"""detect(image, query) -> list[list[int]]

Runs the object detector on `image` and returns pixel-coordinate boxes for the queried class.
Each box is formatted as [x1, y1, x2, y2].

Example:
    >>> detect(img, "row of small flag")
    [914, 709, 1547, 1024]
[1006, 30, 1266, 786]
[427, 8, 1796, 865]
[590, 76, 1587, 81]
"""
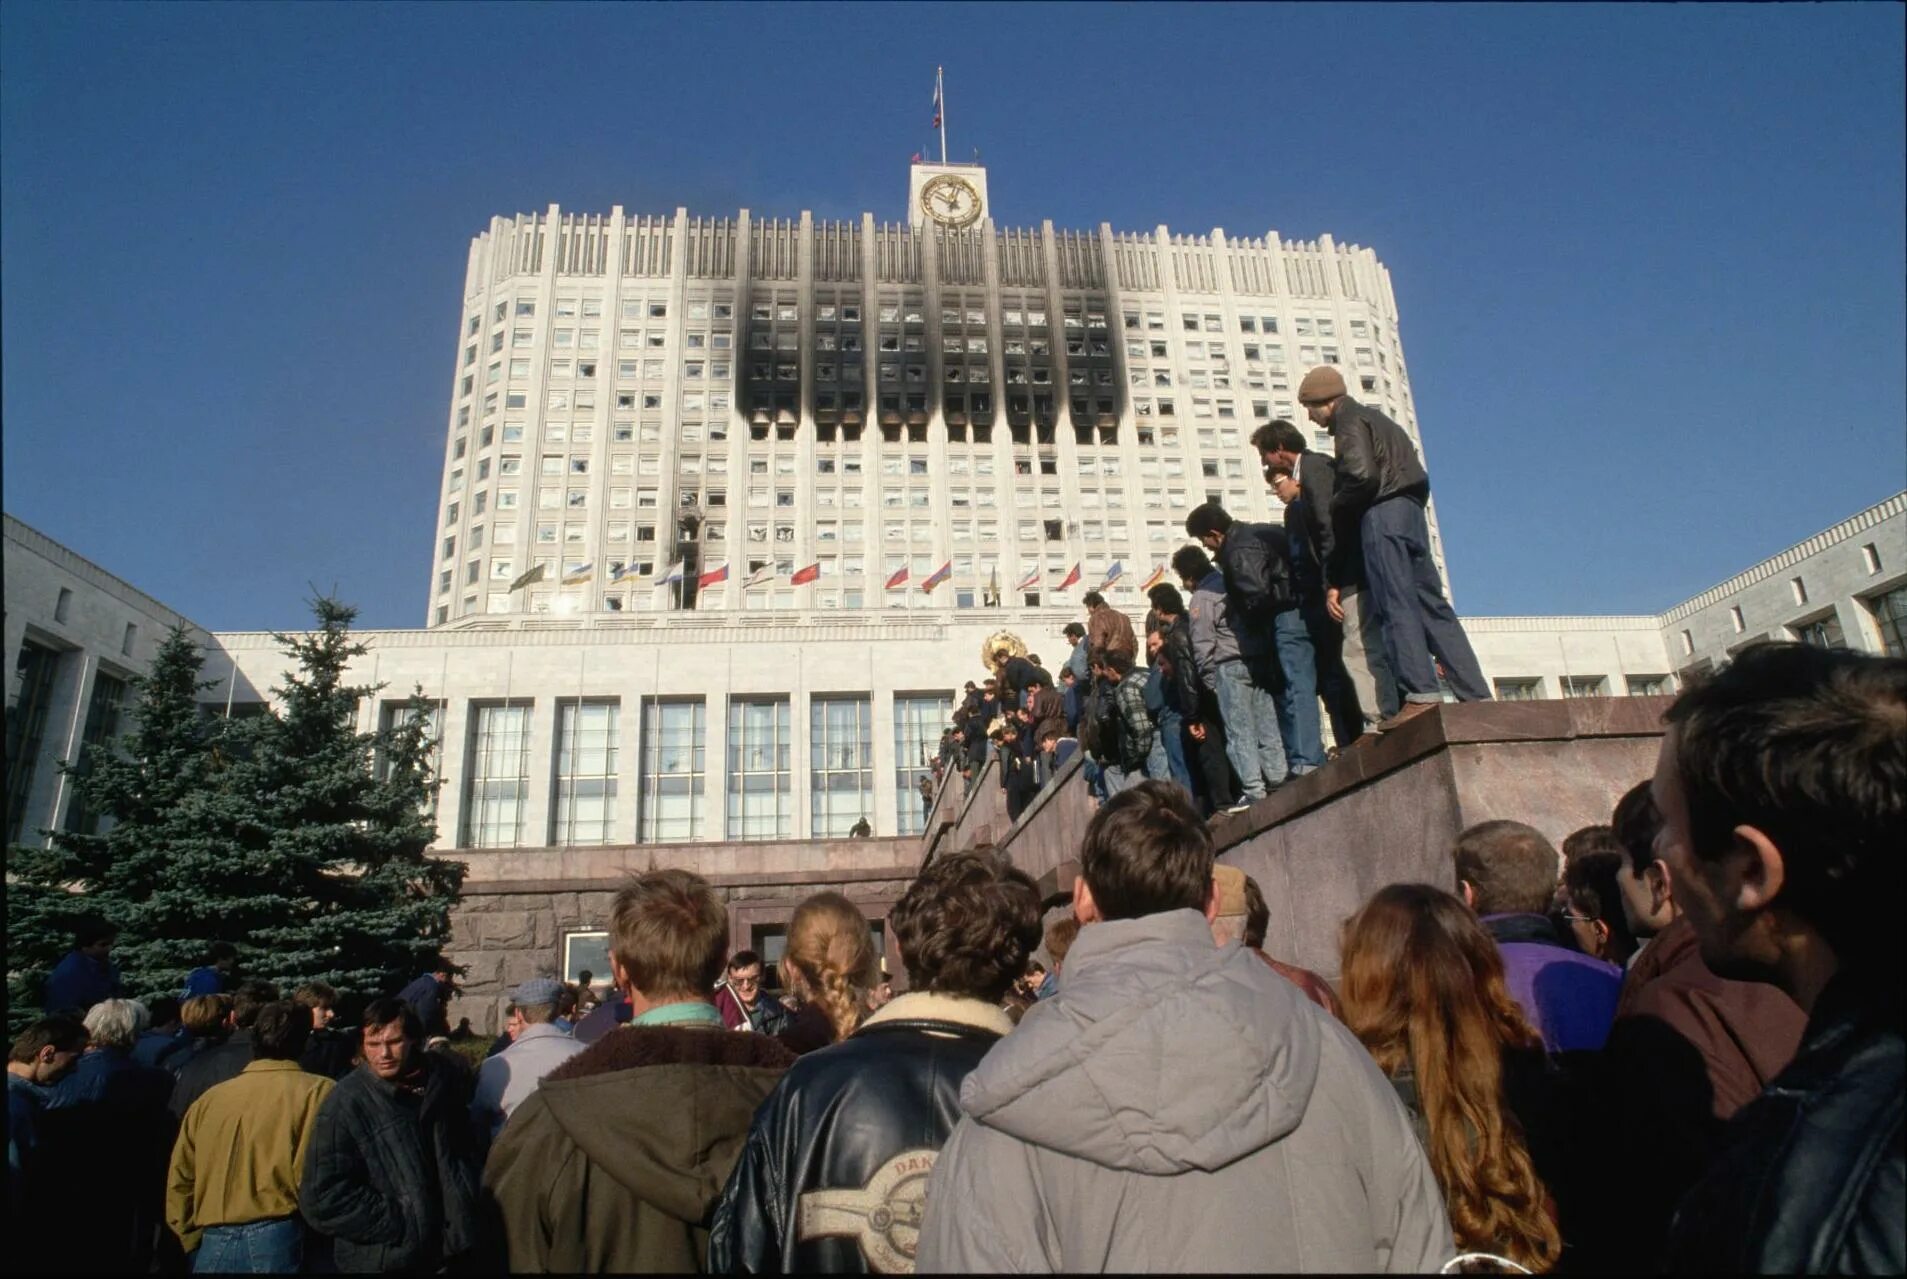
[510, 560, 1168, 595]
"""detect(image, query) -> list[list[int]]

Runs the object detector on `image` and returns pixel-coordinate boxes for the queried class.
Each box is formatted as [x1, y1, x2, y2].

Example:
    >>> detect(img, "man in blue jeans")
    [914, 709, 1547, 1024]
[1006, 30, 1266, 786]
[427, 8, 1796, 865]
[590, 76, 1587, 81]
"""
[1186, 502, 1324, 777]
[1300, 366, 1489, 729]
[1178, 544, 1290, 809]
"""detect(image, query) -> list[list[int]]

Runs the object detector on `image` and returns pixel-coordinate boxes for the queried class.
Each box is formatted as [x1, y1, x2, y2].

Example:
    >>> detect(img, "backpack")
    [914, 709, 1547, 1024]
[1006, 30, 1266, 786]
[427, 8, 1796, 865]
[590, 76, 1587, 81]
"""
[1075, 678, 1110, 759]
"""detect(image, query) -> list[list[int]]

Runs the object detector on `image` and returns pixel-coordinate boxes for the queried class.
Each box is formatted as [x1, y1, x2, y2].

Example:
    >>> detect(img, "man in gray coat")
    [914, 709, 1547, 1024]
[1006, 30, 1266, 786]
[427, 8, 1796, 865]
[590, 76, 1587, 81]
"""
[916, 781, 1453, 1273]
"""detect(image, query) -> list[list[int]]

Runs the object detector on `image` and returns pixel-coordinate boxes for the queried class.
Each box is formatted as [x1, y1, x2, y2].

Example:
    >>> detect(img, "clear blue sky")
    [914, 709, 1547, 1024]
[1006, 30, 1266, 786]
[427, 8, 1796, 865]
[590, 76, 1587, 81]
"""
[4, 2, 1902, 630]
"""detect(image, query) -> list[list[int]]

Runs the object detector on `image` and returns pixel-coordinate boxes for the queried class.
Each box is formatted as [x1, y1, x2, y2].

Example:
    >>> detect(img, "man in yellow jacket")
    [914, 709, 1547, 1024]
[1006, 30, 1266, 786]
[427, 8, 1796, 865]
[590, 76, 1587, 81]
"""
[166, 1000, 333, 1272]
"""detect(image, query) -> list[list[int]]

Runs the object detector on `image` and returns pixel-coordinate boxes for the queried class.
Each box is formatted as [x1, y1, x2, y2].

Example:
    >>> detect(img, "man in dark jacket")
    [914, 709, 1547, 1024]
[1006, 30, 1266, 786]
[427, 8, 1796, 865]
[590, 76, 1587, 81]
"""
[483, 869, 794, 1272]
[396, 964, 455, 1039]
[300, 997, 484, 1273]
[170, 980, 280, 1117]
[1299, 366, 1488, 728]
[711, 847, 1041, 1273]
[1255, 418, 1397, 740]
[1656, 645, 1903, 1274]
[41, 919, 123, 1015]
[1186, 502, 1321, 777]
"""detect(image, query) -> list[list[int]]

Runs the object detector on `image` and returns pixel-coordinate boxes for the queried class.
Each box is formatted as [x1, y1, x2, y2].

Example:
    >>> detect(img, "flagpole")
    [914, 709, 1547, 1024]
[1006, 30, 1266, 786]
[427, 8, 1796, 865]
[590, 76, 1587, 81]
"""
[938, 66, 947, 164]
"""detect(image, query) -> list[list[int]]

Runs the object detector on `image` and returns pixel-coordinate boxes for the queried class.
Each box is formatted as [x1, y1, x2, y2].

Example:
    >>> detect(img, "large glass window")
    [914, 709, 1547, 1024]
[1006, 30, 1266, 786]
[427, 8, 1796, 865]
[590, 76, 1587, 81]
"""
[462, 703, 531, 848]
[552, 700, 619, 845]
[1492, 678, 1543, 702]
[810, 696, 873, 839]
[728, 697, 791, 839]
[639, 698, 705, 842]
[1870, 585, 1907, 657]
[893, 692, 951, 835]
[63, 671, 128, 835]
[377, 701, 444, 819]
[5, 640, 63, 843]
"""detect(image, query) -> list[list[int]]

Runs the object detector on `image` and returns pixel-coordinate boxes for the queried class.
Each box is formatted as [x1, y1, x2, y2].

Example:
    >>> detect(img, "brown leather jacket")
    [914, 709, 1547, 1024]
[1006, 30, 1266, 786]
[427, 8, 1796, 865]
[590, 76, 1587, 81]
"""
[1086, 606, 1137, 664]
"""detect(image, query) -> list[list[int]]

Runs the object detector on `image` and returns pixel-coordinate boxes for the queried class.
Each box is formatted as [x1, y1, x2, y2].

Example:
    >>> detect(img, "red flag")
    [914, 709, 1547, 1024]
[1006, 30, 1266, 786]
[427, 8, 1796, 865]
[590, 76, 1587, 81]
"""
[697, 563, 728, 590]
[910, 151, 922, 164]
[791, 562, 820, 585]
[885, 565, 910, 590]
[1057, 562, 1081, 590]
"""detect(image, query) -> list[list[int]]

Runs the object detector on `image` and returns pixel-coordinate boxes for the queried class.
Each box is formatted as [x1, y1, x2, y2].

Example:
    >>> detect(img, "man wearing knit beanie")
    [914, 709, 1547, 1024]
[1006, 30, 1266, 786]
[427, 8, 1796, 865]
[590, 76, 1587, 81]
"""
[1297, 366, 1490, 727]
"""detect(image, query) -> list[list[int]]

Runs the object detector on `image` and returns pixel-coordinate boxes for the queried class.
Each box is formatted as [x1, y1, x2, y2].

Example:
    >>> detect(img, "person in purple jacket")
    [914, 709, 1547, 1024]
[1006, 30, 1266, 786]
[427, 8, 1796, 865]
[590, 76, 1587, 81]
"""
[1454, 819, 1622, 1054]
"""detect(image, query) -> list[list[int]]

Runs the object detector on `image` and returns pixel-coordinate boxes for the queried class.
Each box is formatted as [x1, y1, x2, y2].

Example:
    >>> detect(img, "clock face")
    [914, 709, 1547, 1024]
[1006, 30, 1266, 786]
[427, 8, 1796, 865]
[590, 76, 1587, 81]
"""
[919, 174, 982, 229]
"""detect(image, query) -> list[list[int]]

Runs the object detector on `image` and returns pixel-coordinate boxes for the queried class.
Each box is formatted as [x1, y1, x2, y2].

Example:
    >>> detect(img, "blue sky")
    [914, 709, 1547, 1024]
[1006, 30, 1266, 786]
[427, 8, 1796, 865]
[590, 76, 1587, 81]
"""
[4, 2, 1902, 630]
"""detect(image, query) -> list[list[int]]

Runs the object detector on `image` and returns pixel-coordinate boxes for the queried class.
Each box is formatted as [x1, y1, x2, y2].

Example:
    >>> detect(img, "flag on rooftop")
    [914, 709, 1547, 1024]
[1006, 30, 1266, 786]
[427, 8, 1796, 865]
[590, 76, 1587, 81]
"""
[930, 71, 942, 130]
[698, 563, 728, 589]
[791, 563, 820, 585]
[508, 564, 546, 592]
[1057, 562, 1082, 591]
[920, 561, 952, 593]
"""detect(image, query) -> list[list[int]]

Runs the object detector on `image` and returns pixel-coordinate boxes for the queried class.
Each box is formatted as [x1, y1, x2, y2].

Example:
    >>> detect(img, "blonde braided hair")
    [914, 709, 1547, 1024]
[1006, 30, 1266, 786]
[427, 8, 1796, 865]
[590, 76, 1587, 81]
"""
[783, 891, 878, 1043]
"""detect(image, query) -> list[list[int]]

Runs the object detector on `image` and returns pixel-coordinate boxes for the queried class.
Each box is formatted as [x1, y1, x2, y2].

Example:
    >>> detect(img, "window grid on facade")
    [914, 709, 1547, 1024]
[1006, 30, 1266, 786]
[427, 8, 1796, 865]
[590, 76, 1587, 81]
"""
[552, 700, 619, 846]
[1561, 675, 1608, 699]
[377, 701, 445, 819]
[639, 698, 705, 842]
[462, 703, 531, 848]
[63, 671, 128, 836]
[728, 697, 791, 840]
[810, 696, 873, 839]
[5, 641, 62, 843]
[892, 693, 950, 836]
[1626, 675, 1671, 697]
[1492, 677, 1543, 702]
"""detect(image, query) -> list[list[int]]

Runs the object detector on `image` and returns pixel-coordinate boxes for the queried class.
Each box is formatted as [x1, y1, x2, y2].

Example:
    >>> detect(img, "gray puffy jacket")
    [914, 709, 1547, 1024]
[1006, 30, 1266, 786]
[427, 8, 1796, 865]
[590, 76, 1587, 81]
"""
[916, 909, 1454, 1273]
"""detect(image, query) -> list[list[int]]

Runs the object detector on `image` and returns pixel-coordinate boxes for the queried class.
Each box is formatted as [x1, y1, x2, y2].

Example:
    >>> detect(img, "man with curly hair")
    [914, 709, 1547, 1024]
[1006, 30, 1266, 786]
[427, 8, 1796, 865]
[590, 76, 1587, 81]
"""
[710, 847, 1042, 1274]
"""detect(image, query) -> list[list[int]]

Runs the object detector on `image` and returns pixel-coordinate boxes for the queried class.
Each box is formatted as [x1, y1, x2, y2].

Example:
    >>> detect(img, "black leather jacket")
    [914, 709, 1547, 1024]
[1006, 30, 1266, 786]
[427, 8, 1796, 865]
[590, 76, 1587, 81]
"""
[1326, 396, 1429, 520]
[1216, 521, 1296, 657]
[1665, 975, 1903, 1273]
[708, 1002, 1007, 1274]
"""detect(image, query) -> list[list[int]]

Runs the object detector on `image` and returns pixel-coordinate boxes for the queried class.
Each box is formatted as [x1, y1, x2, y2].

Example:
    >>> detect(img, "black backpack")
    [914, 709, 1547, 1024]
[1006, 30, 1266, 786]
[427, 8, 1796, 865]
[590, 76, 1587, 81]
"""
[1076, 678, 1110, 759]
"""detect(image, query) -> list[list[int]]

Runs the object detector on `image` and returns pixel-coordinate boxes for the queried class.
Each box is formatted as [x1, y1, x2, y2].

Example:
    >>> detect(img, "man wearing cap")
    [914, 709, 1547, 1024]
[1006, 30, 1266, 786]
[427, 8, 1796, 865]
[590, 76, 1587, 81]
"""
[1297, 366, 1489, 728]
[469, 977, 583, 1142]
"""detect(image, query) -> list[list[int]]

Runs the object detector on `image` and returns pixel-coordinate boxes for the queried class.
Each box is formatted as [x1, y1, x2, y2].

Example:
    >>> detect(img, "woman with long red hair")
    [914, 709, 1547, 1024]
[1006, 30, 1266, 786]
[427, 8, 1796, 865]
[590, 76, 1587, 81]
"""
[1340, 883, 1563, 1273]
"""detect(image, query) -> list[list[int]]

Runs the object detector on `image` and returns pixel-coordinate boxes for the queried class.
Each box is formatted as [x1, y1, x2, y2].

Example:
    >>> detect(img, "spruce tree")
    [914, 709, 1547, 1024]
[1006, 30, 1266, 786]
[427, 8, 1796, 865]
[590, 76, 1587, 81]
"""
[230, 596, 465, 999]
[6, 625, 235, 1030]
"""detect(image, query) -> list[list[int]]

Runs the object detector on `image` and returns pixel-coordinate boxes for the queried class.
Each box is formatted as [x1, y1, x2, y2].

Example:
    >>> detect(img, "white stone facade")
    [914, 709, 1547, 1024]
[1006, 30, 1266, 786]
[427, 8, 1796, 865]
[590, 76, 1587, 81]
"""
[427, 180, 1448, 629]
[3, 515, 208, 846]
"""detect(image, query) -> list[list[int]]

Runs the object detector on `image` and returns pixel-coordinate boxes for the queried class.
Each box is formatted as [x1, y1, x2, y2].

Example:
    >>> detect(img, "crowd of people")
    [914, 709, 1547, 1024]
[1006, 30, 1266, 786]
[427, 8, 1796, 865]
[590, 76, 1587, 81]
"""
[6, 637, 1900, 1274]
[932, 370, 1496, 823]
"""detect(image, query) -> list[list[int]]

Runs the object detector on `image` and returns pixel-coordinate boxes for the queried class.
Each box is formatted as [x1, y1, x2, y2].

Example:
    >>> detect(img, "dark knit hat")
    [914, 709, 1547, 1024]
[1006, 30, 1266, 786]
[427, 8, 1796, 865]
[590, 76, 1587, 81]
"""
[1298, 366, 1347, 404]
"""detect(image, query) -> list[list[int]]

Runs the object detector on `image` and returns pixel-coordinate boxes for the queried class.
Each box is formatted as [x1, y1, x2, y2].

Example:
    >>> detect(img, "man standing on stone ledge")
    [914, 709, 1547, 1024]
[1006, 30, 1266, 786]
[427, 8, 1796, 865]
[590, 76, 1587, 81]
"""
[1298, 365, 1489, 730]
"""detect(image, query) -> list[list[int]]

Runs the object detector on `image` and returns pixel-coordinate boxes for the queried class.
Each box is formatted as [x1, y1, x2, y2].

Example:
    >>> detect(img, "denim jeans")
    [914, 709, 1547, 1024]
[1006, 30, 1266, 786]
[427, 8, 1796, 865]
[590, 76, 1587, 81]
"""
[193, 1217, 303, 1274]
[1213, 657, 1288, 799]
[1269, 608, 1324, 773]
[1360, 496, 1491, 703]
[1146, 707, 1194, 792]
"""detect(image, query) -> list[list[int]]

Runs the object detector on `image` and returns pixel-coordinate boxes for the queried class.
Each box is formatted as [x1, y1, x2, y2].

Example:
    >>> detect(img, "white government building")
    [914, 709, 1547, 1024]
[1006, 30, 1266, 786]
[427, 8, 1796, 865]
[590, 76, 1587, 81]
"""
[7, 163, 1905, 850]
